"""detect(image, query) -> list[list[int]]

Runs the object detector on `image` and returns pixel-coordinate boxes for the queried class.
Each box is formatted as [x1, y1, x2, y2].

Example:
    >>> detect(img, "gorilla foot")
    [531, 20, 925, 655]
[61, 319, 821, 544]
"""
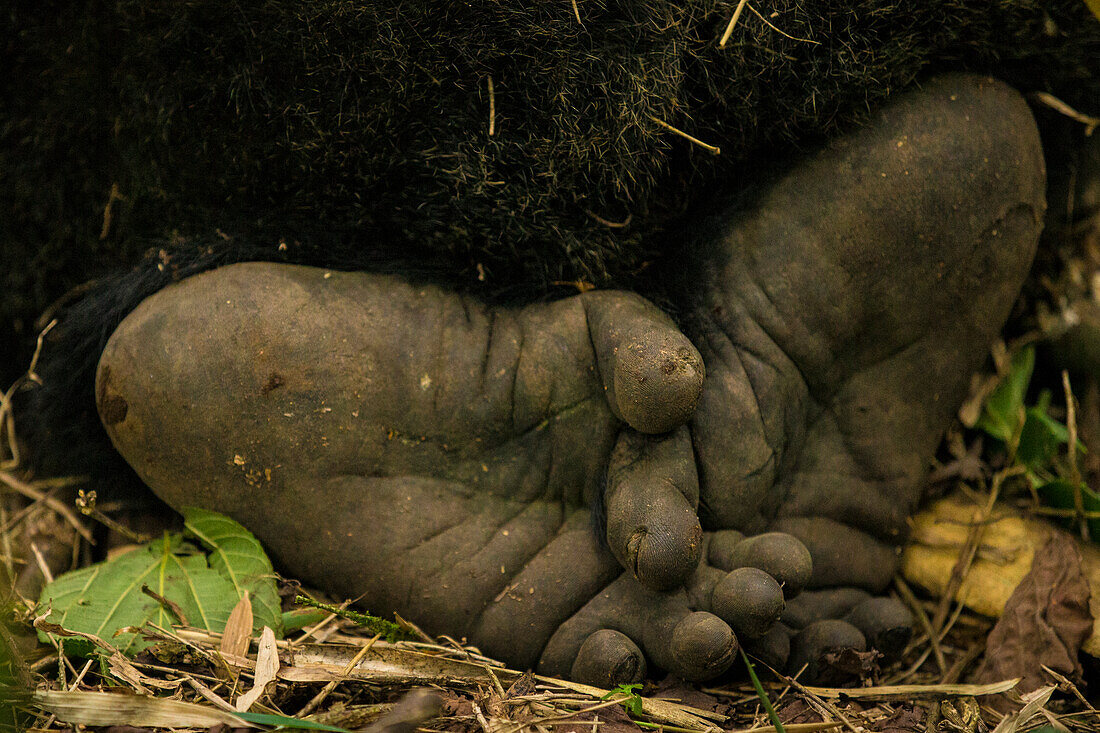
[97, 262, 798, 681]
[95, 74, 1045, 683]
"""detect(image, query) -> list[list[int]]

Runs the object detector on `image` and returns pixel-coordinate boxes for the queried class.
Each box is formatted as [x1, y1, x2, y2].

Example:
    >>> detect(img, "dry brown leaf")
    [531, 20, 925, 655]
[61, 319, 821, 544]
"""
[974, 533, 1091, 704]
[235, 626, 279, 711]
[220, 590, 253, 663]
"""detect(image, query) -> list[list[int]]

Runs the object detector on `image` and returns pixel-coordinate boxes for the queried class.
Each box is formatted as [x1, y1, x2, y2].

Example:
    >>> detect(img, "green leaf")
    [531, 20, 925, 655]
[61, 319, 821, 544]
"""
[976, 347, 1034, 444]
[183, 507, 282, 635]
[37, 512, 281, 656]
[1017, 405, 1071, 471]
[1038, 479, 1100, 537]
[601, 683, 644, 717]
[281, 607, 329, 633]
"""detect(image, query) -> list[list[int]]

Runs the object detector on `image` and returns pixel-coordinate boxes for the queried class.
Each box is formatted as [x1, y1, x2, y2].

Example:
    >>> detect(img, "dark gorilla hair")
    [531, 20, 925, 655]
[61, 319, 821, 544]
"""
[3, 0, 1099, 486]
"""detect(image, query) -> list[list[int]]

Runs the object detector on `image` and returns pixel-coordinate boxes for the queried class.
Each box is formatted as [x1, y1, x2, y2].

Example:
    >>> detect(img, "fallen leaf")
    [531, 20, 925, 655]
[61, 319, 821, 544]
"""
[235, 626, 279, 711]
[990, 685, 1057, 733]
[221, 591, 253, 663]
[974, 534, 1091, 707]
[875, 704, 925, 733]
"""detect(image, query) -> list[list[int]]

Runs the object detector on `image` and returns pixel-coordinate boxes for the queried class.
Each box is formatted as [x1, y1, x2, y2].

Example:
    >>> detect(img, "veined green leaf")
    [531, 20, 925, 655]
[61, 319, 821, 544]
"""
[184, 507, 282, 634]
[37, 511, 281, 656]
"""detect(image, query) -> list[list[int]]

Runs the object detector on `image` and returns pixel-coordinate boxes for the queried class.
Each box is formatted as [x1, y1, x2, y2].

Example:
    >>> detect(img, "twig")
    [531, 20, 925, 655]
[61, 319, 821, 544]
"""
[30, 542, 54, 584]
[0, 470, 94, 544]
[0, 485, 62, 535]
[296, 634, 380, 717]
[584, 210, 633, 229]
[930, 467, 1019, 633]
[1, 319, 56, 468]
[648, 115, 721, 154]
[744, 4, 820, 45]
[941, 637, 986, 684]
[893, 577, 946, 678]
[1062, 370, 1089, 541]
[775, 673, 858, 733]
[570, 0, 581, 24]
[1030, 92, 1099, 136]
[719, 0, 749, 47]
[488, 76, 496, 137]
[99, 182, 123, 240]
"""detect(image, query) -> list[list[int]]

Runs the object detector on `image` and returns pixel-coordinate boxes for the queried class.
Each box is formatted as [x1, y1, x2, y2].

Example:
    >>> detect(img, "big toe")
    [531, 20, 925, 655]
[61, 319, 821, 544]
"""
[583, 291, 705, 434]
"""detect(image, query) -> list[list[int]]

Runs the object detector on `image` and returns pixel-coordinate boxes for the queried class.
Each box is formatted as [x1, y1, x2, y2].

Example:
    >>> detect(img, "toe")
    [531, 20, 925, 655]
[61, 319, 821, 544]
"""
[844, 596, 913, 662]
[583, 291, 705, 434]
[661, 611, 739, 681]
[570, 629, 646, 687]
[605, 427, 702, 590]
[709, 567, 785, 640]
[772, 517, 898, 591]
[539, 575, 738, 683]
[788, 619, 866, 682]
[781, 588, 913, 673]
[743, 624, 791, 671]
[707, 530, 813, 598]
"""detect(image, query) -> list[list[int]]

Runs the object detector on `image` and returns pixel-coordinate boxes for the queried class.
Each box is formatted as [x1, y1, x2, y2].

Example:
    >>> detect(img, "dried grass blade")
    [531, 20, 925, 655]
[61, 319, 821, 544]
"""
[34, 689, 257, 728]
[803, 677, 1019, 701]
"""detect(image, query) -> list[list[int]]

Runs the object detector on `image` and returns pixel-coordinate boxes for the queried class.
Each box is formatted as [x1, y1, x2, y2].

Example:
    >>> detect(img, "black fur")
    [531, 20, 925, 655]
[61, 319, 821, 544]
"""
[4, 0, 1099, 490]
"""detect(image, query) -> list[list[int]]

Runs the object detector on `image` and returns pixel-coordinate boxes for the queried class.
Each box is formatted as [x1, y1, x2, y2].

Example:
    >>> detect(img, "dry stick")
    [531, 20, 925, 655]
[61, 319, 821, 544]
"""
[930, 467, 1019, 633]
[1, 319, 56, 469]
[488, 76, 496, 137]
[0, 470, 94, 544]
[29, 542, 54, 584]
[647, 115, 721, 155]
[718, 0, 749, 47]
[777, 673, 858, 733]
[744, 3, 820, 45]
[1030, 92, 1099, 136]
[1043, 665, 1098, 711]
[0, 485, 61, 535]
[941, 638, 987, 685]
[570, 0, 581, 24]
[76, 490, 152, 543]
[67, 659, 95, 691]
[99, 182, 122, 240]
[1063, 370, 1089, 541]
[295, 633, 381, 717]
[472, 702, 494, 733]
[499, 698, 627, 733]
[894, 577, 946, 678]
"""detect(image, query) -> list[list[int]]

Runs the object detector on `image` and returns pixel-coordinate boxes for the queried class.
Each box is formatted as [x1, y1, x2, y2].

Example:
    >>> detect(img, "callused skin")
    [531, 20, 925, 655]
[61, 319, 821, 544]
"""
[95, 74, 1046, 684]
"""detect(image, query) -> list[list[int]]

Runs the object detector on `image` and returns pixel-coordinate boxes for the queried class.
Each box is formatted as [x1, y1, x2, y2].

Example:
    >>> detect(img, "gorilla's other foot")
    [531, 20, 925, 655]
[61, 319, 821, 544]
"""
[95, 74, 1045, 683]
[675, 73, 1045, 590]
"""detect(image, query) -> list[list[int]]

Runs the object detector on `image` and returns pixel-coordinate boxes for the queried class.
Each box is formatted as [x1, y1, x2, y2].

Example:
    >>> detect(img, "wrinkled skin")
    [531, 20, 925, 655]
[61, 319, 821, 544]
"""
[95, 75, 1045, 683]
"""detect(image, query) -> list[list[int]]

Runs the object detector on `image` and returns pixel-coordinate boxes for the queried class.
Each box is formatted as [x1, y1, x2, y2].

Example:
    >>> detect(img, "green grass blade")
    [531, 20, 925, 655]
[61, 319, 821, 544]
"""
[742, 648, 785, 733]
